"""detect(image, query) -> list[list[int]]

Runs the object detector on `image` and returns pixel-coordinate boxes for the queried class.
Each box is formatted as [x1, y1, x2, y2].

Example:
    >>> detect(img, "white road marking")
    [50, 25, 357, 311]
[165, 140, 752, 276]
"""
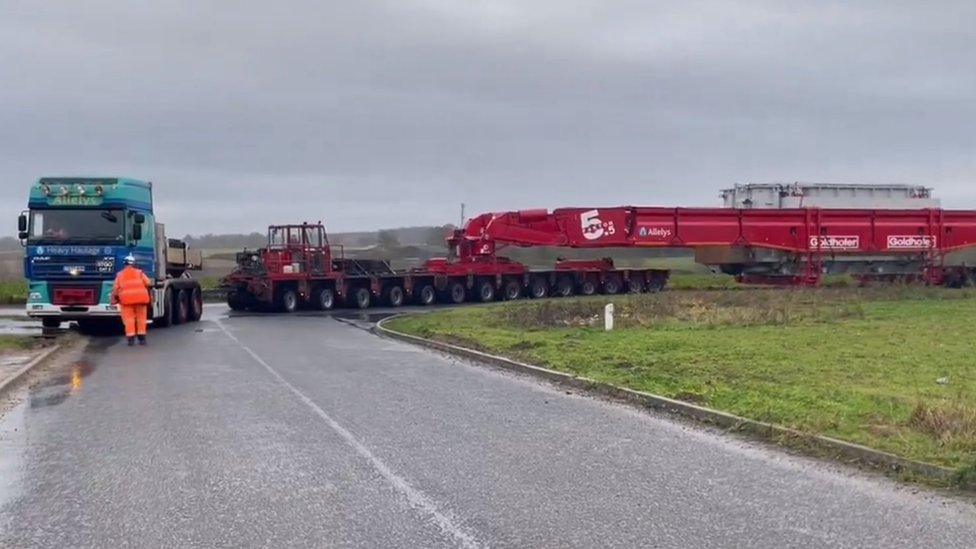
[216, 320, 483, 549]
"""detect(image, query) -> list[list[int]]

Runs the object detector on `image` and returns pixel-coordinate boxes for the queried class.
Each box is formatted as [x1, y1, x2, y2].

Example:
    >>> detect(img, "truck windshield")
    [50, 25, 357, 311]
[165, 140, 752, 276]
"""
[28, 209, 125, 244]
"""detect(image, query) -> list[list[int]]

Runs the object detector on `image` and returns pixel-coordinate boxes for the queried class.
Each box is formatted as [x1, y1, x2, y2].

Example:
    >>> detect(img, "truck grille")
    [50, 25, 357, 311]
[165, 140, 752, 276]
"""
[29, 256, 112, 280]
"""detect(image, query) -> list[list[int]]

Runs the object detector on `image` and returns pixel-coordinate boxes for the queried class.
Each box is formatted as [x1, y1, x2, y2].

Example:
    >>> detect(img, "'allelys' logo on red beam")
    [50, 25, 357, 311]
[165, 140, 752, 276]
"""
[887, 235, 936, 250]
[809, 235, 860, 250]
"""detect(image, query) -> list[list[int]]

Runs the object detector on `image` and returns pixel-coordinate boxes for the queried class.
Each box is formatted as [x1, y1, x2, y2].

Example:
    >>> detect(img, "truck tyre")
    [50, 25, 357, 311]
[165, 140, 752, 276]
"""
[603, 275, 622, 295]
[157, 288, 174, 327]
[278, 288, 298, 313]
[580, 279, 597, 296]
[386, 286, 405, 307]
[313, 286, 335, 310]
[502, 280, 521, 301]
[627, 278, 645, 294]
[414, 284, 436, 306]
[227, 291, 247, 311]
[175, 289, 191, 324]
[353, 287, 371, 309]
[475, 280, 495, 302]
[529, 278, 548, 299]
[189, 287, 203, 321]
[447, 282, 466, 304]
[41, 317, 61, 329]
[555, 277, 574, 297]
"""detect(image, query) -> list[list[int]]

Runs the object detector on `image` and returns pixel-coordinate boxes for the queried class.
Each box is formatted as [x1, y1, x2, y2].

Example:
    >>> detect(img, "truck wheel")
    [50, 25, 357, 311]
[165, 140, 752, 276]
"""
[175, 289, 190, 324]
[157, 288, 174, 327]
[529, 278, 548, 299]
[189, 287, 203, 321]
[353, 287, 371, 309]
[475, 280, 495, 302]
[627, 278, 645, 294]
[278, 288, 298, 313]
[603, 275, 622, 295]
[502, 280, 521, 300]
[414, 284, 436, 306]
[447, 282, 466, 304]
[227, 291, 247, 311]
[386, 286, 405, 307]
[555, 277, 574, 297]
[580, 279, 597, 296]
[41, 317, 61, 329]
[313, 286, 335, 310]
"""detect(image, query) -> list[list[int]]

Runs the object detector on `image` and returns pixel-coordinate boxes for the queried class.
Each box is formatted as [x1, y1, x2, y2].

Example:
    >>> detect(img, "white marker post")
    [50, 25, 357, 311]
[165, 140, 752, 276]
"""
[604, 303, 614, 331]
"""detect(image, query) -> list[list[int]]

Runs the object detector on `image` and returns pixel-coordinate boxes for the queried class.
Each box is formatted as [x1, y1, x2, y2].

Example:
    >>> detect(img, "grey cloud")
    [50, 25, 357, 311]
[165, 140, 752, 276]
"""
[1, 0, 974, 234]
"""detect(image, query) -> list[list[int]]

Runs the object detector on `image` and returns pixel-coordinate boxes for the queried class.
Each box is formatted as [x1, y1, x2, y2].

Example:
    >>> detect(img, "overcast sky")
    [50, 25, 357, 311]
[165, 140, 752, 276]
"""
[2, 1, 974, 234]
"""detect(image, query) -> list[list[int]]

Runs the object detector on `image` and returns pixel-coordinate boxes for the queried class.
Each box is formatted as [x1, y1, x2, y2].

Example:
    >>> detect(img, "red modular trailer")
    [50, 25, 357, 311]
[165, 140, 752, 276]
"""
[221, 206, 976, 311]
[451, 207, 976, 286]
[221, 221, 668, 311]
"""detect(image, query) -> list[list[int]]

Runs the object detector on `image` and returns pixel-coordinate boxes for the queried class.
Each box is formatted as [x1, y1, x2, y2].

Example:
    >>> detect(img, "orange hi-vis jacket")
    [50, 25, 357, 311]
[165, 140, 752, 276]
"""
[112, 265, 152, 306]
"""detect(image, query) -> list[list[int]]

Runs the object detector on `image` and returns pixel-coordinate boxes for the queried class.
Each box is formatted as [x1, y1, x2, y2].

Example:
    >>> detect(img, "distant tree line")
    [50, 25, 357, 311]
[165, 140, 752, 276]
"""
[180, 225, 457, 250]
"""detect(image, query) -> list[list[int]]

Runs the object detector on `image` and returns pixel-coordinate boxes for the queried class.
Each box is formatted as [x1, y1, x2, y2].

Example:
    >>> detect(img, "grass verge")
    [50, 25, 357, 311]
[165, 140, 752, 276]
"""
[0, 281, 27, 305]
[0, 334, 38, 352]
[387, 288, 976, 485]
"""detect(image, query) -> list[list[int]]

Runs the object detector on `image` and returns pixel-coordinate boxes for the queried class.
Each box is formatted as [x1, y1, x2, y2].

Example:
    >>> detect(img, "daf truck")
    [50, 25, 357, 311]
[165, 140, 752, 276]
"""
[19, 177, 203, 330]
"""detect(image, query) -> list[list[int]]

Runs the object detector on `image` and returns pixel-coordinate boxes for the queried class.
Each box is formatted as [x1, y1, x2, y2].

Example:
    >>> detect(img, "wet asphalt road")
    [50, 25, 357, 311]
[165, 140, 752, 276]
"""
[0, 306, 974, 548]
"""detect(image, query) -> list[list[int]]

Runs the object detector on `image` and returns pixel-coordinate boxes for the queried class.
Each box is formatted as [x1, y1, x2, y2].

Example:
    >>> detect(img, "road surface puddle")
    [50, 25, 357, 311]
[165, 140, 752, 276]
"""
[0, 356, 97, 511]
[0, 316, 42, 336]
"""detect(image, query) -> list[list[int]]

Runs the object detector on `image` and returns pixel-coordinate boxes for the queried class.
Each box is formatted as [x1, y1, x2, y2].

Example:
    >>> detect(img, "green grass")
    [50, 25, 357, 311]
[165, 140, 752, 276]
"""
[0, 280, 27, 305]
[388, 288, 976, 480]
[668, 273, 742, 290]
[0, 334, 35, 351]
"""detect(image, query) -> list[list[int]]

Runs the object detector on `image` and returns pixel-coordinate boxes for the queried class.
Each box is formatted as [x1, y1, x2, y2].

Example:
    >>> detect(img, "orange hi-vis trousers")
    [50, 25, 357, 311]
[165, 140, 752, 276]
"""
[121, 304, 148, 338]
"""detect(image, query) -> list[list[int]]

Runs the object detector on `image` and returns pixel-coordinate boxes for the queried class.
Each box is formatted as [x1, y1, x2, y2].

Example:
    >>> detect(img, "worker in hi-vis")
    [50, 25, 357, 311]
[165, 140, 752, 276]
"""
[111, 254, 152, 346]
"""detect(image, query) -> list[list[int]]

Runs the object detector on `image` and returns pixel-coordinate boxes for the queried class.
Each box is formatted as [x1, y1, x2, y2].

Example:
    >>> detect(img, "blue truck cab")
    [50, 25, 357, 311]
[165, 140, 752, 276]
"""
[20, 177, 202, 330]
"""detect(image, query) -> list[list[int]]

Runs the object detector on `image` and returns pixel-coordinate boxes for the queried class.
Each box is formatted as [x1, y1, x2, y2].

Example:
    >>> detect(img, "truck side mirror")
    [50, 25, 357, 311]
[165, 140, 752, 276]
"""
[18, 214, 27, 232]
[134, 213, 146, 224]
[132, 224, 143, 241]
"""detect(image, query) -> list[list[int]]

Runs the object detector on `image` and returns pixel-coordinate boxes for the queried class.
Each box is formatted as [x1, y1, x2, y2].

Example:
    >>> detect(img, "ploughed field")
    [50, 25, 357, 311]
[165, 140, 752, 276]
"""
[388, 287, 976, 486]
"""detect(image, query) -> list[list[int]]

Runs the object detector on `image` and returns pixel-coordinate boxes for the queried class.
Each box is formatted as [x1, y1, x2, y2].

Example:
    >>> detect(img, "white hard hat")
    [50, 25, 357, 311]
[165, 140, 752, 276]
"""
[123, 254, 136, 265]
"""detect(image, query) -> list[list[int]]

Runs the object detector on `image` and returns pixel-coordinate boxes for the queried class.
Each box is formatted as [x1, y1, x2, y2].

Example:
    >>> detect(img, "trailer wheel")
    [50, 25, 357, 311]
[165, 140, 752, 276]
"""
[189, 287, 203, 321]
[387, 286, 405, 307]
[502, 280, 521, 301]
[414, 284, 436, 306]
[447, 282, 466, 304]
[175, 289, 190, 324]
[603, 275, 622, 295]
[227, 290, 247, 312]
[555, 277, 574, 297]
[579, 279, 597, 296]
[627, 278, 645, 294]
[157, 288, 174, 326]
[278, 288, 298, 313]
[647, 273, 667, 293]
[313, 286, 335, 310]
[353, 287, 371, 309]
[529, 278, 548, 299]
[475, 280, 495, 302]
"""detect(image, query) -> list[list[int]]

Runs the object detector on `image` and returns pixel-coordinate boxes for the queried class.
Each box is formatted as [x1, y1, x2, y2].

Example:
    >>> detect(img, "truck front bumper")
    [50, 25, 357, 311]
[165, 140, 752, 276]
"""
[26, 303, 121, 319]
